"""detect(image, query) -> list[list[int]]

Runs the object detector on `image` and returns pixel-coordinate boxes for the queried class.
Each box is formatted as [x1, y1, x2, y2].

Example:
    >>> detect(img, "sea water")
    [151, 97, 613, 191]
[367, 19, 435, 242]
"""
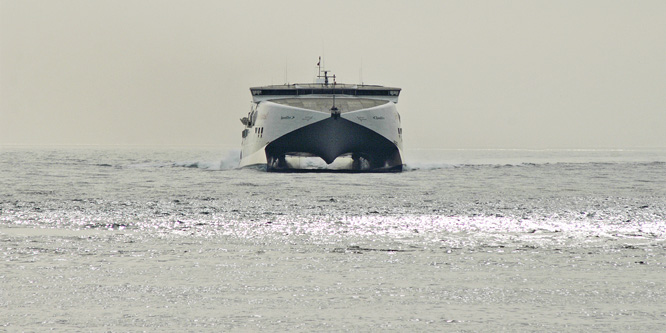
[1, 146, 665, 331]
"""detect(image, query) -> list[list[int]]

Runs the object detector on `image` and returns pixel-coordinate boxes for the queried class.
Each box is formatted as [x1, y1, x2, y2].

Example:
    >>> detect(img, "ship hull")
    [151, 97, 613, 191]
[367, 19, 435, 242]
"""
[265, 116, 402, 172]
[239, 99, 403, 172]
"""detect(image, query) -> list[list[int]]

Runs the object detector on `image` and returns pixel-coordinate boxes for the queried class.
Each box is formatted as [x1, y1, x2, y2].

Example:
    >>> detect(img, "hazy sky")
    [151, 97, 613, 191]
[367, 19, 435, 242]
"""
[2, 0, 665, 149]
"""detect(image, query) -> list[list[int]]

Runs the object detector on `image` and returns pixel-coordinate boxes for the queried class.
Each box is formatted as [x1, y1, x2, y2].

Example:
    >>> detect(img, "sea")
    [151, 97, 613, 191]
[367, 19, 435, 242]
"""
[1, 146, 665, 332]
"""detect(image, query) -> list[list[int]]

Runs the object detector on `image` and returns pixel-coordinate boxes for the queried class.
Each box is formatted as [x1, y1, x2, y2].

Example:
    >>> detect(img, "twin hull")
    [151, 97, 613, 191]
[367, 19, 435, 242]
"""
[239, 98, 403, 172]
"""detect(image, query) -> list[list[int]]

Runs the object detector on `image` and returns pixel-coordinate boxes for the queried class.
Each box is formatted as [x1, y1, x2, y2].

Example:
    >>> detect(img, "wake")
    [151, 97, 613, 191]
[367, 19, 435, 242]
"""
[172, 149, 240, 171]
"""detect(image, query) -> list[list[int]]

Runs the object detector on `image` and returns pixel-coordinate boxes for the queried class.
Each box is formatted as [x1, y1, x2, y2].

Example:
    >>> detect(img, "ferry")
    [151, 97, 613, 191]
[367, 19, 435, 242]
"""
[239, 61, 403, 172]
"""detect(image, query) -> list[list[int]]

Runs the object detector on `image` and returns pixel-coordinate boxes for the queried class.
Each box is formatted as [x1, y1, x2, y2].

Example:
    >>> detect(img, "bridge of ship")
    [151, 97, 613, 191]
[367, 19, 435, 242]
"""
[249, 84, 401, 104]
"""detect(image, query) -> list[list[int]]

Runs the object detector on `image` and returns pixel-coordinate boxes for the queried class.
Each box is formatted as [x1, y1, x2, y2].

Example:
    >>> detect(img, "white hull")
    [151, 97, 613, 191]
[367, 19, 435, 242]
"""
[239, 82, 403, 172]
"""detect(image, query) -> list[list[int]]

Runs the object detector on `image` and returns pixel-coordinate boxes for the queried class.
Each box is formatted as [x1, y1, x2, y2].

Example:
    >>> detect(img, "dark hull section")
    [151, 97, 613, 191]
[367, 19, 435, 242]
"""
[265, 117, 402, 172]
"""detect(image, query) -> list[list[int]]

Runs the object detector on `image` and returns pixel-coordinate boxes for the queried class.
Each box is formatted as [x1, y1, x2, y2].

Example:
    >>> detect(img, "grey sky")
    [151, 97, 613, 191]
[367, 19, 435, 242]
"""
[2, 0, 665, 149]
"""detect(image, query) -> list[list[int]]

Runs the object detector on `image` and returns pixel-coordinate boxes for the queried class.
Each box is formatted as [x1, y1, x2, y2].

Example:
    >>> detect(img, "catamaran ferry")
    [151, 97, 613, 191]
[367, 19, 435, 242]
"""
[239, 63, 403, 172]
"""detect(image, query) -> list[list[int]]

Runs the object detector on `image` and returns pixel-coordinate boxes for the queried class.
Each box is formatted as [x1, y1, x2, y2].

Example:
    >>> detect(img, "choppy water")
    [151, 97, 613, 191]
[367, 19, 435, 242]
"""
[2, 147, 665, 331]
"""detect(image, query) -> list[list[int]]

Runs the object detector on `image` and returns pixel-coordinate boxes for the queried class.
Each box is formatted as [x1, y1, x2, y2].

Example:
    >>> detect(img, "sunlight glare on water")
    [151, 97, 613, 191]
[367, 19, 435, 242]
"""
[1, 147, 665, 331]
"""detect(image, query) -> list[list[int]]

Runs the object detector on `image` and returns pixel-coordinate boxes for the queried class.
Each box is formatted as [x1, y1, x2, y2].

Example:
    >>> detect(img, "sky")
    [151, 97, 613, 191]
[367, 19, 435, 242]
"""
[1, 0, 665, 149]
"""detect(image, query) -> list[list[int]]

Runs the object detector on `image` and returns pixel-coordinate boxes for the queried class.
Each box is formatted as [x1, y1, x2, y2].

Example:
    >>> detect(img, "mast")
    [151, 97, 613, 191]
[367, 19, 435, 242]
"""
[316, 56, 332, 86]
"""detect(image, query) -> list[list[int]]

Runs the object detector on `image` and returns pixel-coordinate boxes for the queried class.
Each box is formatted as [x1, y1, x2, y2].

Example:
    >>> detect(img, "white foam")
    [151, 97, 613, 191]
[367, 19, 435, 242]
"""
[172, 149, 241, 171]
[218, 149, 241, 170]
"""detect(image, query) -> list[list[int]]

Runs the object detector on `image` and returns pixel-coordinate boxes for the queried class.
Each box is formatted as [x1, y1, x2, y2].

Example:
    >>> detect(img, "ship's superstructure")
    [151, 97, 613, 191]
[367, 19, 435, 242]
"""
[239, 66, 403, 172]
